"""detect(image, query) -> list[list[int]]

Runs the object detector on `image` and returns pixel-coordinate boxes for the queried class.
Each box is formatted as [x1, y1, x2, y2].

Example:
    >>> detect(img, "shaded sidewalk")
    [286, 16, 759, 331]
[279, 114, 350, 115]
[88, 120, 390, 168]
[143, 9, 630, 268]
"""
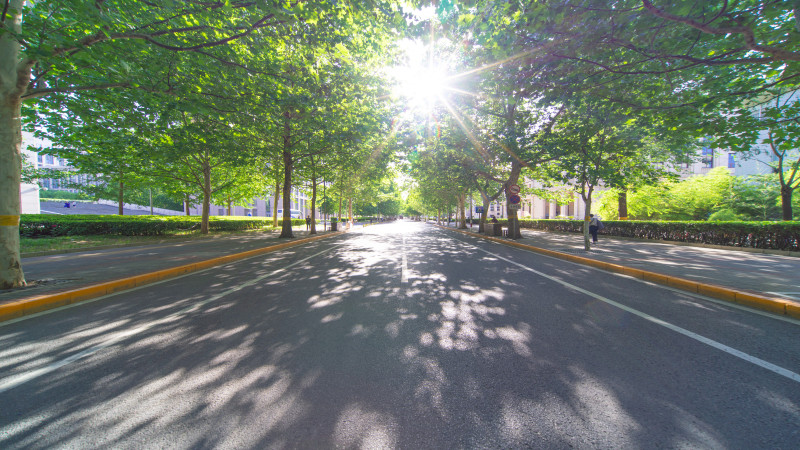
[442, 222, 800, 306]
[1, 228, 339, 306]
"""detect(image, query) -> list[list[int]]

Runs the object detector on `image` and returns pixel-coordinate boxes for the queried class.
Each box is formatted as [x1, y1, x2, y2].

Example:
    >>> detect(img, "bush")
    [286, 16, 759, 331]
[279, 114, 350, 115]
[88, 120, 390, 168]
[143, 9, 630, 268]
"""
[509, 219, 800, 251]
[19, 215, 289, 237]
[708, 209, 741, 221]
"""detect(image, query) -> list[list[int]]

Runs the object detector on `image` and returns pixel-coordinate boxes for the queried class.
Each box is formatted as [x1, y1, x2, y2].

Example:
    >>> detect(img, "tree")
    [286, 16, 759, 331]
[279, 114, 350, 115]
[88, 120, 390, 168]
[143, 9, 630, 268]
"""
[1, 1, 322, 288]
[33, 92, 155, 215]
[538, 95, 682, 249]
[715, 90, 800, 220]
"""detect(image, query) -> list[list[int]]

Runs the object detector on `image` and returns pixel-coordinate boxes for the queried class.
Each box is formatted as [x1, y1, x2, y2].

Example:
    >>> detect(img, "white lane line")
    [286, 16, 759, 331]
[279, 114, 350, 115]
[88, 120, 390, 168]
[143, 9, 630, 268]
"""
[467, 243, 800, 384]
[0, 246, 337, 394]
[401, 234, 409, 283]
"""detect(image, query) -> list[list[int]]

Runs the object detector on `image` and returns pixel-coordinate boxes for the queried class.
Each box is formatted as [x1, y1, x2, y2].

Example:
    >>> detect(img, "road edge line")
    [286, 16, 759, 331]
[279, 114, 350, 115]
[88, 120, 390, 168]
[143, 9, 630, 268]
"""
[0, 232, 344, 323]
[438, 225, 799, 320]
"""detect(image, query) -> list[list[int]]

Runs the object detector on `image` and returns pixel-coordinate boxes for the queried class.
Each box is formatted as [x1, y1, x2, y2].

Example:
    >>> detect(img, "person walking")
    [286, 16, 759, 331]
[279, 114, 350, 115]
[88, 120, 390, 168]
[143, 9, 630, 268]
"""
[589, 214, 602, 244]
[305, 215, 311, 230]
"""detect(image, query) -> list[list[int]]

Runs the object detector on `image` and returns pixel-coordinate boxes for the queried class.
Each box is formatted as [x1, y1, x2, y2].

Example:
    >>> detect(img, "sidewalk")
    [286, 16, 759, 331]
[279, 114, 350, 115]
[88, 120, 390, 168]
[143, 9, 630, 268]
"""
[0, 228, 338, 307]
[442, 222, 800, 308]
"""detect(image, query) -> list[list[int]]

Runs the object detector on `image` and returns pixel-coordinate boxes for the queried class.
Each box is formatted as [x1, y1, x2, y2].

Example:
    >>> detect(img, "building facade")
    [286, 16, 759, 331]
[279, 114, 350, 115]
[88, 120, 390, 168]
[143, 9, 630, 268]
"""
[186, 186, 316, 219]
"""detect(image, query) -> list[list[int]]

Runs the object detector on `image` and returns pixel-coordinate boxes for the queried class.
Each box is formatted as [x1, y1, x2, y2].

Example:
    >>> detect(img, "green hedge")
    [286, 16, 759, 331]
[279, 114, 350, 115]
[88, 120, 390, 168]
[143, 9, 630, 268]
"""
[486, 219, 800, 251]
[19, 215, 306, 237]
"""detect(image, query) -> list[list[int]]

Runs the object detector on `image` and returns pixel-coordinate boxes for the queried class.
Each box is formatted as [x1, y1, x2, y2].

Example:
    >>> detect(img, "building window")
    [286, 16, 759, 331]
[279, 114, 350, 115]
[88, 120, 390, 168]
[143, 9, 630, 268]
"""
[252, 209, 258, 216]
[218, 208, 225, 216]
[37, 154, 43, 163]
[45, 155, 54, 164]
[728, 153, 736, 168]
[701, 146, 714, 168]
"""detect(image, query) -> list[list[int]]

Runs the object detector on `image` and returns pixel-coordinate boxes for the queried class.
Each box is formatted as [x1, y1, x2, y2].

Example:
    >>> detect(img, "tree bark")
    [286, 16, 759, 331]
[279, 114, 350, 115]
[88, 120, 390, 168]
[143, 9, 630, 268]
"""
[201, 155, 211, 234]
[781, 185, 794, 221]
[582, 188, 594, 251]
[118, 179, 124, 215]
[184, 195, 191, 216]
[458, 192, 467, 229]
[347, 197, 353, 229]
[273, 174, 280, 228]
[280, 154, 294, 238]
[479, 191, 489, 233]
[310, 162, 317, 235]
[0, 1, 29, 288]
[280, 111, 294, 238]
[505, 161, 523, 239]
[618, 188, 628, 219]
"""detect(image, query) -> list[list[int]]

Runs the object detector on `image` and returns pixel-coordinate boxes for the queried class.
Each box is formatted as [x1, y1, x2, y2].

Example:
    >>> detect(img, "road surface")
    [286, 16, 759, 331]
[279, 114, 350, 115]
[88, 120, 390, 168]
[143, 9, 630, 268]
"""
[1, 221, 798, 448]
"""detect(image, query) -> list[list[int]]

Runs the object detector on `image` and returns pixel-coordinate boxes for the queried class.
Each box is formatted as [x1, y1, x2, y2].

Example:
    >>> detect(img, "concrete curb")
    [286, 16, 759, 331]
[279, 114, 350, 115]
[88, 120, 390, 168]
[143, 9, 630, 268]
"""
[439, 225, 800, 320]
[0, 231, 344, 323]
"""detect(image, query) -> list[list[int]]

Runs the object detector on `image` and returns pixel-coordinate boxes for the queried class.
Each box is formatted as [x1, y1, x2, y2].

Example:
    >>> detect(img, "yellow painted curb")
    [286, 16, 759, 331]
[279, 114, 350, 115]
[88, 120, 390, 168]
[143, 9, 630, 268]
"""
[438, 225, 800, 320]
[0, 231, 343, 323]
[0, 215, 20, 226]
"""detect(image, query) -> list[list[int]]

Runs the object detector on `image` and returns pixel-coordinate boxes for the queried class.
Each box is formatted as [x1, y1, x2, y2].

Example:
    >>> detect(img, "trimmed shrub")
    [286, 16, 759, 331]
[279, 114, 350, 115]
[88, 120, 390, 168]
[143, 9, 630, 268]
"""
[485, 219, 800, 251]
[19, 215, 292, 237]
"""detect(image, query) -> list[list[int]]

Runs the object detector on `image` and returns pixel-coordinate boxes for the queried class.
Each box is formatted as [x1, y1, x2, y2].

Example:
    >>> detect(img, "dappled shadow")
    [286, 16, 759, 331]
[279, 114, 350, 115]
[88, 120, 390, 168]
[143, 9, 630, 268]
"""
[1, 222, 798, 448]
[510, 228, 800, 299]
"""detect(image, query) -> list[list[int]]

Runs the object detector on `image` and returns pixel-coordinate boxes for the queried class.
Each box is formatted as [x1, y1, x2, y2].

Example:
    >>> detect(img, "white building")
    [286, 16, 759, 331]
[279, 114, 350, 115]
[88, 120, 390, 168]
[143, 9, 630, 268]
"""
[20, 133, 41, 214]
[186, 186, 316, 219]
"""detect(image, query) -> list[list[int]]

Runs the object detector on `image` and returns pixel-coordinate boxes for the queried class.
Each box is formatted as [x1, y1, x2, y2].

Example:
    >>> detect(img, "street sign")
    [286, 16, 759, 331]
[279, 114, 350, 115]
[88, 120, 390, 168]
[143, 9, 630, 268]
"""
[508, 203, 521, 210]
[475, 206, 484, 214]
[508, 194, 521, 204]
[508, 184, 521, 194]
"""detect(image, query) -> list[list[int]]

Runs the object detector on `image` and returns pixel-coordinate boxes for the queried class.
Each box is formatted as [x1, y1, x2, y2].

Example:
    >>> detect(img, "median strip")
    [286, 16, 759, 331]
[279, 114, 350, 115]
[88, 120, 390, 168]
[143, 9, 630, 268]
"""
[439, 225, 800, 320]
[0, 231, 343, 323]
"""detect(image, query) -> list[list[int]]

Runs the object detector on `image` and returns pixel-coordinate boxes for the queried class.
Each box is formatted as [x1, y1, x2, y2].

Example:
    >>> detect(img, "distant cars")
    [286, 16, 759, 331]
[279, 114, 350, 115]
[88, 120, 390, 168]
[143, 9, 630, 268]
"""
[277, 209, 302, 219]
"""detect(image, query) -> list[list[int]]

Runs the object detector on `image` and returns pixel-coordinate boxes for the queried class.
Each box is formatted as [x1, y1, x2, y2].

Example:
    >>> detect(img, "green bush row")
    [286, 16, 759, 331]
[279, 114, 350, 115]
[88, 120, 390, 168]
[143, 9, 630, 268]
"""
[485, 219, 800, 251]
[19, 215, 305, 237]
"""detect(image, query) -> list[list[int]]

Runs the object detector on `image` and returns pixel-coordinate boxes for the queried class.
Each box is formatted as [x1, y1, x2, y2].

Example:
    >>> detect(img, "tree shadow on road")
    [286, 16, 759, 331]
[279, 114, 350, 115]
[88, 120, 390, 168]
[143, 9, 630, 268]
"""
[1, 224, 798, 448]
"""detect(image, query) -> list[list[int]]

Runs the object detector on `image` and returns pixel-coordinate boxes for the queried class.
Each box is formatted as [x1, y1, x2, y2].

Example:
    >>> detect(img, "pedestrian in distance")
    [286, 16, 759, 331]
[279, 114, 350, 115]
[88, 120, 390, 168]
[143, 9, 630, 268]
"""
[589, 214, 603, 244]
[305, 215, 311, 230]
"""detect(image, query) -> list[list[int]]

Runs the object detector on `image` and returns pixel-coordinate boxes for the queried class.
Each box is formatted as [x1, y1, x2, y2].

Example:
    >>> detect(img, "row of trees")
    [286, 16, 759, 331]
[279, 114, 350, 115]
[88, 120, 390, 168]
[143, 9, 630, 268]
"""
[1, 1, 413, 289]
[400, 1, 799, 249]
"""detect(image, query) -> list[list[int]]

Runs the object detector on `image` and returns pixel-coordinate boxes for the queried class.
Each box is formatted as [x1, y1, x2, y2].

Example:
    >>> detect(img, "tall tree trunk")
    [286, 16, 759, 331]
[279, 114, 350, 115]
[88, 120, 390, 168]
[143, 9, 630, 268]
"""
[201, 155, 211, 234]
[338, 186, 343, 222]
[280, 153, 294, 238]
[458, 193, 467, 229]
[781, 185, 794, 221]
[117, 179, 124, 215]
[184, 194, 191, 216]
[582, 187, 594, 251]
[0, 5, 27, 288]
[310, 161, 317, 235]
[280, 110, 295, 238]
[348, 198, 353, 229]
[618, 188, 628, 220]
[505, 161, 523, 239]
[273, 174, 280, 228]
[479, 191, 489, 233]
[226, 199, 232, 216]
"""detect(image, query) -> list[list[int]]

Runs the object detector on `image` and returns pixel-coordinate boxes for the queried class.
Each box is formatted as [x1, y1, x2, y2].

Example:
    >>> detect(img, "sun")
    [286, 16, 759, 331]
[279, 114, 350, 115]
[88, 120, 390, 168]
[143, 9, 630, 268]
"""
[388, 39, 451, 112]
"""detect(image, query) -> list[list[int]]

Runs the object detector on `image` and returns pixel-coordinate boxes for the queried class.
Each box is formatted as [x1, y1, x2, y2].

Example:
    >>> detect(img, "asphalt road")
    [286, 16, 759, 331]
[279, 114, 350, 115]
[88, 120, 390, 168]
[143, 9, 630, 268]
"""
[1, 221, 798, 449]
